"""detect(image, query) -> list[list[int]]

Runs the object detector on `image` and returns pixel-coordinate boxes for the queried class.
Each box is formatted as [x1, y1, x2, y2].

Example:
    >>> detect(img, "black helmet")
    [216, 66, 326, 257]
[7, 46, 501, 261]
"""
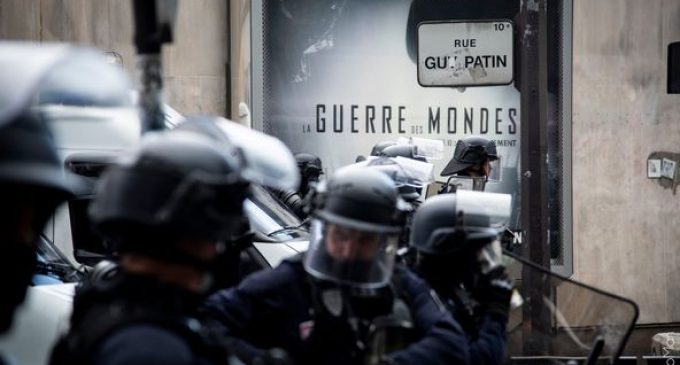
[314, 168, 401, 233]
[0, 112, 72, 202]
[305, 168, 402, 288]
[410, 193, 498, 256]
[378, 144, 427, 163]
[295, 153, 323, 177]
[0, 113, 74, 333]
[363, 158, 423, 202]
[370, 140, 398, 156]
[441, 137, 498, 176]
[89, 130, 248, 249]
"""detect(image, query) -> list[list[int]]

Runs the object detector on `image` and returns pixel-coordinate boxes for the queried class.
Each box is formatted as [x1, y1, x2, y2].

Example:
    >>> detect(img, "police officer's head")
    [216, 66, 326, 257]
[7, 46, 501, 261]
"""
[0, 112, 72, 332]
[369, 140, 398, 157]
[441, 137, 499, 191]
[410, 193, 500, 287]
[295, 152, 323, 196]
[367, 161, 422, 203]
[377, 144, 427, 163]
[304, 168, 401, 289]
[89, 130, 248, 293]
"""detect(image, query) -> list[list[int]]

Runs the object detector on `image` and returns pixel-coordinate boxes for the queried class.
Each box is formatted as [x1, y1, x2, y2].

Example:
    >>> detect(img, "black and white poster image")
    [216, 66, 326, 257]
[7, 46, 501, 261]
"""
[648, 159, 661, 178]
[254, 0, 521, 227]
[661, 158, 677, 180]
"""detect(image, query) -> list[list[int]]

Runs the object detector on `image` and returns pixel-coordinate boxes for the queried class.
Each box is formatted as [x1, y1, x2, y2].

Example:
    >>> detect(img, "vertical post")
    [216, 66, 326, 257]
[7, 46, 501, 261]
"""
[225, 0, 232, 119]
[519, 0, 551, 356]
[132, 0, 178, 133]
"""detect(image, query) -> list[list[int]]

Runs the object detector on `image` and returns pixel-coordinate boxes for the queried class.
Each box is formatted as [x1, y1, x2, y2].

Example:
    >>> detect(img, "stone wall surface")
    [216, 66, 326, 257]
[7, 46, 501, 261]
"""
[0, 0, 228, 116]
[573, 0, 680, 324]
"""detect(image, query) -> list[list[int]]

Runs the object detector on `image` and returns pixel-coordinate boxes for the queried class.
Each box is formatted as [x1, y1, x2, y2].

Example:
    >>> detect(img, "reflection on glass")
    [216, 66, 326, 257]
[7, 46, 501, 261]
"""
[504, 253, 638, 363]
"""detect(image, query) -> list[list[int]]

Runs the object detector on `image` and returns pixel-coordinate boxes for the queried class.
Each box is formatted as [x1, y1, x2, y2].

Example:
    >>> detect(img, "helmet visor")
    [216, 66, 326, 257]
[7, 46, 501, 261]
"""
[367, 156, 434, 188]
[304, 219, 398, 288]
[456, 190, 512, 228]
[214, 119, 300, 191]
[396, 137, 444, 161]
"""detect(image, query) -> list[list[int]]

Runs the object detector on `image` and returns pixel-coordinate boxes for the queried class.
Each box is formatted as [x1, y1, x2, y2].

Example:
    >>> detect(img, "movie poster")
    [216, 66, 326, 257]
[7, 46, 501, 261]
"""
[253, 0, 522, 227]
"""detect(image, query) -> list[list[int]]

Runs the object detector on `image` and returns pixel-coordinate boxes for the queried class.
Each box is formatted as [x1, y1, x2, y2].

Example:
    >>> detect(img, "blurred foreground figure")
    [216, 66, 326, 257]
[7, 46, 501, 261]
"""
[411, 193, 513, 365]
[203, 168, 470, 365]
[0, 99, 72, 335]
[0, 43, 126, 362]
[50, 131, 250, 365]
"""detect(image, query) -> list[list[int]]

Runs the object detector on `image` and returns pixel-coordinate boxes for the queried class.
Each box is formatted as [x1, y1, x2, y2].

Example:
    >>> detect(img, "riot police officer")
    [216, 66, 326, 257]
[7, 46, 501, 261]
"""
[0, 45, 105, 364]
[202, 168, 470, 365]
[49, 130, 250, 365]
[440, 137, 499, 192]
[0, 106, 72, 341]
[295, 153, 323, 197]
[410, 193, 513, 365]
[269, 152, 323, 220]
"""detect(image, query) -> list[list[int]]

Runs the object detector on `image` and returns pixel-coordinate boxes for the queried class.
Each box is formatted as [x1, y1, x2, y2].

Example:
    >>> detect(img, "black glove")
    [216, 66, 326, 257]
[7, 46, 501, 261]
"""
[479, 266, 513, 322]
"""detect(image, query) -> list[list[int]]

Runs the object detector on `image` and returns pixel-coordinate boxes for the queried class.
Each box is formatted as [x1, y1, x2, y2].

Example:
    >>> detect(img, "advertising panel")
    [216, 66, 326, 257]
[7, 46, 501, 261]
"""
[252, 0, 522, 228]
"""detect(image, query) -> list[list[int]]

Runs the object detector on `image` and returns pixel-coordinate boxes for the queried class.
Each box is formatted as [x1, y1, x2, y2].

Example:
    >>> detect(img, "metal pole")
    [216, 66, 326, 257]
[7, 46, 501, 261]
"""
[225, 0, 232, 119]
[519, 0, 551, 356]
[137, 54, 165, 132]
[132, 0, 177, 133]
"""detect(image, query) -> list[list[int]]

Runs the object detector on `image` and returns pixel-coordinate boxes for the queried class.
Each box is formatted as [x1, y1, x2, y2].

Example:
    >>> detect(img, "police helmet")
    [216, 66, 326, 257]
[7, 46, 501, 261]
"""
[364, 158, 423, 202]
[89, 130, 248, 250]
[370, 140, 398, 156]
[410, 193, 498, 256]
[315, 168, 401, 233]
[295, 153, 323, 177]
[0, 113, 72, 202]
[378, 144, 427, 162]
[440, 136, 498, 176]
[304, 168, 401, 288]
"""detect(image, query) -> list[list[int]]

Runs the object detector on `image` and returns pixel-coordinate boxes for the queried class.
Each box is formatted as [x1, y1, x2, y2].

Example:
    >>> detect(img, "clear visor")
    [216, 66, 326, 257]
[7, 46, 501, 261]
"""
[396, 137, 445, 161]
[212, 118, 300, 191]
[366, 156, 434, 188]
[304, 219, 399, 288]
[456, 190, 512, 228]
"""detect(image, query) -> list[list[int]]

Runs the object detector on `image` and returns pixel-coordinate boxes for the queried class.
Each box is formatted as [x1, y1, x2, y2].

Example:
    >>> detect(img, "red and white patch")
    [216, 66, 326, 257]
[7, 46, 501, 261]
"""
[298, 320, 315, 340]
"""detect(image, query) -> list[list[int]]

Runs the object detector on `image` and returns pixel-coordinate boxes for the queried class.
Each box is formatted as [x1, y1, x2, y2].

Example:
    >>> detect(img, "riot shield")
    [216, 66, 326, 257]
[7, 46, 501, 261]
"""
[504, 252, 639, 364]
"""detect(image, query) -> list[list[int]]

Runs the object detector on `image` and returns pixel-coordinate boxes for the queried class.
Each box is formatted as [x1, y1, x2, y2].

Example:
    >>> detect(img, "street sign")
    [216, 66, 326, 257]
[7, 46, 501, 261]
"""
[418, 20, 514, 87]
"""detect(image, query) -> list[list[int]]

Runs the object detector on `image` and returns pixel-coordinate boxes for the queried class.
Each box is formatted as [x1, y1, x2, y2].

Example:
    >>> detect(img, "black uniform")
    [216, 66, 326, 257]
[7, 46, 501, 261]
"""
[50, 271, 228, 365]
[423, 276, 507, 365]
[202, 255, 470, 365]
[410, 193, 512, 365]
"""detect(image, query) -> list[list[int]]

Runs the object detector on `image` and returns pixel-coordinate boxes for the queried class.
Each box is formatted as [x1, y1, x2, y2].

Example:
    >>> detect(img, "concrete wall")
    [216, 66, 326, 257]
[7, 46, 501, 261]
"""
[229, 0, 251, 125]
[573, 0, 680, 324]
[0, 0, 228, 116]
